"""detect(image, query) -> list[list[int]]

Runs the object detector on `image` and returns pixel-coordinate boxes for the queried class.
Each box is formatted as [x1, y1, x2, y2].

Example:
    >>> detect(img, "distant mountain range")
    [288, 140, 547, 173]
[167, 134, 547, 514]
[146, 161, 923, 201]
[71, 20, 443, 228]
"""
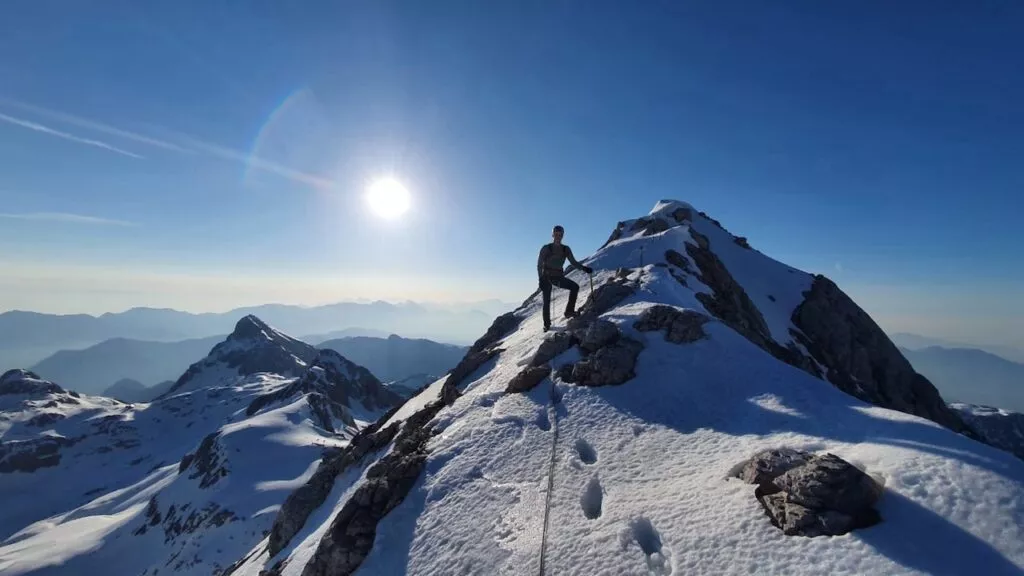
[899, 345, 1024, 414]
[318, 335, 467, 383]
[31, 336, 224, 396]
[0, 300, 515, 370]
[891, 332, 1024, 364]
[26, 332, 467, 399]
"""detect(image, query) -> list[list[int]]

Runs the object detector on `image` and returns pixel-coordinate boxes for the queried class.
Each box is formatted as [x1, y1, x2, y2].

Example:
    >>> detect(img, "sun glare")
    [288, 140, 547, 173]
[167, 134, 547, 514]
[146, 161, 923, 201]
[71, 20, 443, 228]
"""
[366, 178, 411, 220]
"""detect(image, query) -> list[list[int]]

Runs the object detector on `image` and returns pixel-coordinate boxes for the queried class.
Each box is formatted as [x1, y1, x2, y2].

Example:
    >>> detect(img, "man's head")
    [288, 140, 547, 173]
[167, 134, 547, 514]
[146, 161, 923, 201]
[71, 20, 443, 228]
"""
[552, 225, 564, 243]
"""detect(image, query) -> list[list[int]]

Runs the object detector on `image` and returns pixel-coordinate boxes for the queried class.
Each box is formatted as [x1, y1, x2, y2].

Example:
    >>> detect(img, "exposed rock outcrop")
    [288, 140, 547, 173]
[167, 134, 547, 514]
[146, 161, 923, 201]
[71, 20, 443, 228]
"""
[0, 435, 78, 473]
[180, 432, 228, 489]
[569, 337, 643, 387]
[634, 305, 710, 344]
[951, 404, 1024, 461]
[530, 331, 577, 367]
[506, 365, 551, 394]
[301, 400, 448, 576]
[164, 315, 318, 397]
[736, 449, 882, 537]
[245, 349, 402, 431]
[792, 275, 967, 432]
[266, 407, 404, 558]
[0, 369, 65, 397]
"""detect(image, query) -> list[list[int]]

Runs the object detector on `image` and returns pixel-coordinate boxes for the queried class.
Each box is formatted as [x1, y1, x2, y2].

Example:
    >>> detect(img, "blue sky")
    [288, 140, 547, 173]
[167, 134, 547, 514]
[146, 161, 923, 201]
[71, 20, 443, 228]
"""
[0, 1, 1021, 347]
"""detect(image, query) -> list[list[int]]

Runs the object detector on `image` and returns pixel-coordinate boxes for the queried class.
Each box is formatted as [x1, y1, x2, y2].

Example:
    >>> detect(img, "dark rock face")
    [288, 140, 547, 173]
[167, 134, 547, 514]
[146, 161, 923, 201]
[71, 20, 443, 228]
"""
[0, 435, 77, 473]
[664, 249, 692, 273]
[571, 337, 644, 387]
[267, 414, 402, 558]
[164, 315, 318, 397]
[301, 400, 448, 576]
[245, 350, 402, 429]
[531, 331, 577, 367]
[567, 278, 636, 330]
[793, 275, 967, 432]
[578, 320, 621, 354]
[736, 448, 810, 486]
[181, 432, 228, 489]
[737, 449, 882, 537]
[441, 308, 527, 403]
[634, 305, 710, 344]
[0, 369, 65, 396]
[950, 404, 1024, 461]
[506, 365, 551, 394]
[26, 412, 66, 427]
[686, 230, 774, 350]
[629, 216, 671, 236]
[683, 230, 821, 379]
[135, 498, 237, 543]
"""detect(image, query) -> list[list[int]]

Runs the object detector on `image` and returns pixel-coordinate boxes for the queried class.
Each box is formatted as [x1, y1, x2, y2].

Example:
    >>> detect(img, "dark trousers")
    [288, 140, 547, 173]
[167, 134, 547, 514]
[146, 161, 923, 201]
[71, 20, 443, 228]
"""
[540, 275, 579, 327]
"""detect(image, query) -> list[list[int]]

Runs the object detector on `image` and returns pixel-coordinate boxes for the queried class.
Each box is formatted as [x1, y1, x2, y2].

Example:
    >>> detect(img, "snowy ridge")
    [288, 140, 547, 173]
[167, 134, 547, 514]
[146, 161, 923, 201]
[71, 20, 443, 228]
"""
[951, 403, 1024, 461]
[163, 315, 319, 398]
[0, 319, 402, 576]
[228, 200, 1024, 576]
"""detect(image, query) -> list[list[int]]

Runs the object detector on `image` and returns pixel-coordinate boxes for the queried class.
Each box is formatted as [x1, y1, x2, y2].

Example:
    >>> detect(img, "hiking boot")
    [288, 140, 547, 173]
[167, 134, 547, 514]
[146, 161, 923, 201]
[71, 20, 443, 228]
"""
[564, 310, 578, 319]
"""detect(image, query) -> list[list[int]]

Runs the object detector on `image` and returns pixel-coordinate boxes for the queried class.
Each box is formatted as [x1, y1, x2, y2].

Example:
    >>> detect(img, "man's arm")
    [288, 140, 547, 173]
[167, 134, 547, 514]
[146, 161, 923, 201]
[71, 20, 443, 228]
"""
[537, 244, 550, 279]
[565, 246, 592, 273]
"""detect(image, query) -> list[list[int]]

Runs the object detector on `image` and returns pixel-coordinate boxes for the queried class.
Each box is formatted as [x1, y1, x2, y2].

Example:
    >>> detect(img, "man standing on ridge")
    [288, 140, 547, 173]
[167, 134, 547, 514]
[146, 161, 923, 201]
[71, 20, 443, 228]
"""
[537, 225, 593, 331]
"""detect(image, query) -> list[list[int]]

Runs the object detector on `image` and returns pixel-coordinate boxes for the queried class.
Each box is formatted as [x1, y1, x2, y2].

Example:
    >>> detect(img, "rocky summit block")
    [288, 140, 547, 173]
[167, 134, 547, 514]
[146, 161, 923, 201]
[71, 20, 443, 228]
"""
[633, 305, 710, 344]
[736, 448, 883, 537]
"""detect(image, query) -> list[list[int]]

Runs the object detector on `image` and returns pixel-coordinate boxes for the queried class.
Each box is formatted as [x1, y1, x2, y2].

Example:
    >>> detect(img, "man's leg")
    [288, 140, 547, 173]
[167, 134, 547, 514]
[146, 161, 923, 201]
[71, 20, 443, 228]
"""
[551, 276, 580, 317]
[540, 278, 553, 329]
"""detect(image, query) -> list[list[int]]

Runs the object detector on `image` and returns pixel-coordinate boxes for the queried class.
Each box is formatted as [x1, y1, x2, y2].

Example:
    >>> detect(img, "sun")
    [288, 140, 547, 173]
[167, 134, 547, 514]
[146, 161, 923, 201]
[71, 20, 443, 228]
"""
[366, 178, 411, 220]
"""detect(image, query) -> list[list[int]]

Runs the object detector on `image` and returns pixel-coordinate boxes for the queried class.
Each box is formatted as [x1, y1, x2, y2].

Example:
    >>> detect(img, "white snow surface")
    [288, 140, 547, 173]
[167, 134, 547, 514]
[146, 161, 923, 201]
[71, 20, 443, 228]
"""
[0, 329, 396, 575]
[7, 200, 1024, 576]
[238, 200, 1024, 576]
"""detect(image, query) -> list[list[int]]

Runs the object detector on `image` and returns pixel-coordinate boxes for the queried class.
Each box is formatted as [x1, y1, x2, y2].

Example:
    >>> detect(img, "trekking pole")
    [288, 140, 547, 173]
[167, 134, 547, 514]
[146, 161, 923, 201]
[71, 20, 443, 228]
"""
[588, 272, 594, 304]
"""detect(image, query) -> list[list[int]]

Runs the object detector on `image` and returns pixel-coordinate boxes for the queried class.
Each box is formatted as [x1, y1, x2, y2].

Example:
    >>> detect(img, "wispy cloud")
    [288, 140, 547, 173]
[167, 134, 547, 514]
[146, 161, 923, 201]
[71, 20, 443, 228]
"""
[835, 262, 844, 273]
[0, 99, 334, 188]
[0, 212, 138, 227]
[0, 112, 143, 159]
[0, 99, 190, 153]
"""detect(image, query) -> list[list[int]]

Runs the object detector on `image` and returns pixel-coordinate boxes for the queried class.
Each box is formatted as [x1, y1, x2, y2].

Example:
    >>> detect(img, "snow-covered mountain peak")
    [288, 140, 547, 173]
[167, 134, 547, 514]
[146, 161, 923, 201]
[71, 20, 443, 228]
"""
[223, 199, 1024, 576]
[0, 369, 66, 398]
[162, 315, 318, 397]
[0, 321, 402, 575]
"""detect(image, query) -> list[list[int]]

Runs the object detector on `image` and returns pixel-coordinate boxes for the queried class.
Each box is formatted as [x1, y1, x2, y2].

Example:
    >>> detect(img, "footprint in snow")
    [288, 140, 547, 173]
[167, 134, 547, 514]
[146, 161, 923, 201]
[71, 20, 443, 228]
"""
[627, 516, 673, 576]
[575, 438, 597, 465]
[580, 475, 603, 520]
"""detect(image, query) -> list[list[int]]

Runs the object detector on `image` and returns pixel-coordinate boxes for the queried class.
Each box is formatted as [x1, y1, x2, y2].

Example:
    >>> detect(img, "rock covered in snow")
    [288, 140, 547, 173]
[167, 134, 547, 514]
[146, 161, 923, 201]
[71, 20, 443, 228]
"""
[163, 315, 318, 397]
[951, 403, 1024, 461]
[506, 365, 551, 393]
[0, 369, 66, 397]
[633, 305, 710, 344]
[738, 449, 883, 537]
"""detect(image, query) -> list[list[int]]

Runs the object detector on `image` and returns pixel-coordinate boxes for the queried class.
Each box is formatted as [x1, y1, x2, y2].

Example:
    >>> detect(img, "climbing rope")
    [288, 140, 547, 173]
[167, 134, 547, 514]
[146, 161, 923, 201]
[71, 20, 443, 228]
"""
[537, 378, 561, 576]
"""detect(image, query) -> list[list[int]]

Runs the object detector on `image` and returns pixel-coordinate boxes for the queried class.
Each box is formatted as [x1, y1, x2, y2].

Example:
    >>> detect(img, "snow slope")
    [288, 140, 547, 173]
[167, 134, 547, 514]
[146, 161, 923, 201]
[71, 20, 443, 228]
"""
[230, 200, 1024, 576]
[0, 316, 402, 576]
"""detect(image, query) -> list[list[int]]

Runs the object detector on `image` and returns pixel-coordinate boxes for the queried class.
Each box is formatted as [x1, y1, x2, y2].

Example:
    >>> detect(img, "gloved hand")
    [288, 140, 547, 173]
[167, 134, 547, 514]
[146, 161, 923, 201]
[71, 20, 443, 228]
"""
[582, 265, 594, 274]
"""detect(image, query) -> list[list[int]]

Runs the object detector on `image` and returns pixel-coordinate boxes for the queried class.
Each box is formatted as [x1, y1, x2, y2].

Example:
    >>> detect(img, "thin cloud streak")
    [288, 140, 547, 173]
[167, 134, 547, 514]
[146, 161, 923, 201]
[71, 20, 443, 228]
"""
[0, 98, 190, 153]
[0, 112, 143, 159]
[1, 99, 335, 189]
[176, 134, 336, 189]
[0, 212, 138, 227]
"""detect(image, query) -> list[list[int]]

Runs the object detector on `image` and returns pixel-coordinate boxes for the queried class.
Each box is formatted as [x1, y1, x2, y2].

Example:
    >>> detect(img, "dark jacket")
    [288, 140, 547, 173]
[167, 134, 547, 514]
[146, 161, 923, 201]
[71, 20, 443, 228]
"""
[537, 243, 584, 279]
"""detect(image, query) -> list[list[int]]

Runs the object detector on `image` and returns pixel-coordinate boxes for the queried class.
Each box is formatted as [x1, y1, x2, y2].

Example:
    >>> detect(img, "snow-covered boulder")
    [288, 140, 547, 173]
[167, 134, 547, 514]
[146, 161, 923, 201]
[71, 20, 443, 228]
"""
[737, 449, 883, 537]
